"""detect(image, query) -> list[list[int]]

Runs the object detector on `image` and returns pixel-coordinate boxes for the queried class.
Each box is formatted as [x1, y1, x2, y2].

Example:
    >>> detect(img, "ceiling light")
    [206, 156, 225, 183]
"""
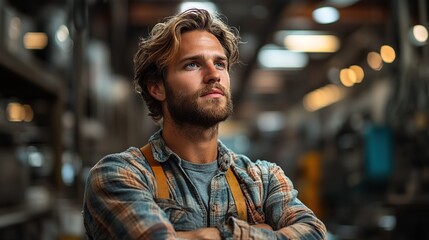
[22, 104, 34, 122]
[282, 33, 340, 53]
[179, 1, 217, 13]
[56, 25, 69, 43]
[258, 45, 308, 69]
[6, 102, 33, 122]
[339, 66, 364, 87]
[312, 6, 340, 24]
[23, 32, 48, 49]
[349, 65, 364, 83]
[6, 102, 24, 122]
[409, 24, 428, 46]
[285, 35, 340, 53]
[367, 51, 383, 71]
[339, 68, 355, 87]
[380, 45, 396, 63]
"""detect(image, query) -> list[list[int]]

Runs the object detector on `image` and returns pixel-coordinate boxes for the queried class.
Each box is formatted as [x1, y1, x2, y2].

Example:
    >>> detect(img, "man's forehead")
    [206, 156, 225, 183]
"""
[174, 31, 226, 59]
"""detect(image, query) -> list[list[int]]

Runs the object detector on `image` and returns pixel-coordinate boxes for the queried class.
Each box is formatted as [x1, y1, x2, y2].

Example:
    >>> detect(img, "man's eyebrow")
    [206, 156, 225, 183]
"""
[178, 54, 228, 64]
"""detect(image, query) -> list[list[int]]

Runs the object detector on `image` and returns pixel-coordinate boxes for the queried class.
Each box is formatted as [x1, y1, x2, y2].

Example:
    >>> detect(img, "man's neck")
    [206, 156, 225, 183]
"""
[162, 119, 220, 164]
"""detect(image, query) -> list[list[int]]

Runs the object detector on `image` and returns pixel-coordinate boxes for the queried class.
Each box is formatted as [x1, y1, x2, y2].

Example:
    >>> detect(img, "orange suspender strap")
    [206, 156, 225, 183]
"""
[225, 167, 248, 222]
[140, 144, 170, 199]
[140, 144, 248, 221]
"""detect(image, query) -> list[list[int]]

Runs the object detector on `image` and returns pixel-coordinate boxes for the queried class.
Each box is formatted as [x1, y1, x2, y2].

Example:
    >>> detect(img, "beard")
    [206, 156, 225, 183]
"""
[164, 82, 233, 128]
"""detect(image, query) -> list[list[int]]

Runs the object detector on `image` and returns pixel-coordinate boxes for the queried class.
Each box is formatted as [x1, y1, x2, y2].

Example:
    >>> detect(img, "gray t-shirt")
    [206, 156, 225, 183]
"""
[181, 159, 218, 211]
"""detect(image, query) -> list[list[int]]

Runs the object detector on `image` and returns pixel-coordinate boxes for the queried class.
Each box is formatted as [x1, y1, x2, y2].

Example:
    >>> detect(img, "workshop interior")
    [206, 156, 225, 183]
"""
[0, 0, 428, 239]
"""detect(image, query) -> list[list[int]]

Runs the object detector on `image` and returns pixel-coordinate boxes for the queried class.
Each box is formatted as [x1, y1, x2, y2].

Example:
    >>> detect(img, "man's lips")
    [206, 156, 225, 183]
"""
[201, 88, 225, 97]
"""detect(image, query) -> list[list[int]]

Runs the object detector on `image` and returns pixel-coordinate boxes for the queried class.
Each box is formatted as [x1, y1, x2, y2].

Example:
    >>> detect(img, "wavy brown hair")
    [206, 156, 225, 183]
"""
[133, 8, 240, 121]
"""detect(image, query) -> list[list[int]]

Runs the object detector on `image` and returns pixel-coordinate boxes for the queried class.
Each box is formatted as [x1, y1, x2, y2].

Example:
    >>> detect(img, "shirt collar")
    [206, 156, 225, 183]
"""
[148, 129, 234, 171]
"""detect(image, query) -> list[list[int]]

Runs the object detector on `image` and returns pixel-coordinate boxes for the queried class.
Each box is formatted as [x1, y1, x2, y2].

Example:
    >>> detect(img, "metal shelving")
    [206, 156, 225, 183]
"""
[0, 46, 65, 232]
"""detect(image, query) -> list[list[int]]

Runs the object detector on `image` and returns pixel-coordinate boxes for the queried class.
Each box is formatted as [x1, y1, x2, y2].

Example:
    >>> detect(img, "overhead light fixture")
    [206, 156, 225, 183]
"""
[285, 34, 340, 53]
[409, 24, 428, 46]
[367, 51, 383, 71]
[56, 25, 70, 43]
[349, 65, 364, 83]
[276, 31, 340, 53]
[23, 32, 48, 49]
[258, 44, 308, 69]
[6, 102, 34, 122]
[179, 1, 217, 13]
[339, 68, 355, 87]
[312, 6, 340, 24]
[380, 45, 396, 63]
[339, 65, 364, 87]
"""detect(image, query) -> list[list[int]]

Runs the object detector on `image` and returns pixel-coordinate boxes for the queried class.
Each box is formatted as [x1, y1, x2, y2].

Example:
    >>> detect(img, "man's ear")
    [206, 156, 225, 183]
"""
[147, 80, 166, 101]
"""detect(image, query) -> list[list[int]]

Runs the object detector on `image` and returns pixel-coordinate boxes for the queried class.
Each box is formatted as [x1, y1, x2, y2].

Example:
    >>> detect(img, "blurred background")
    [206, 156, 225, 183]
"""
[0, 0, 428, 239]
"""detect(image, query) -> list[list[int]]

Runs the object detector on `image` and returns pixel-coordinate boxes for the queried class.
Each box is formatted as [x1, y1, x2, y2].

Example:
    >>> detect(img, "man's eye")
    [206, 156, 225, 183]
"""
[215, 62, 226, 69]
[185, 63, 198, 69]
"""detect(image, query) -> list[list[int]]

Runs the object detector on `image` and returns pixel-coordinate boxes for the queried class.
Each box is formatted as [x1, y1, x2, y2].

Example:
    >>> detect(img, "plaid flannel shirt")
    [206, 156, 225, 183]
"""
[83, 130, 327, 239]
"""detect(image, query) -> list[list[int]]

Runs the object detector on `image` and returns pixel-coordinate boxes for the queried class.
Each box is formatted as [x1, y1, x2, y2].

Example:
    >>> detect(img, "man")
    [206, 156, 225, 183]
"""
[83, 8, 327, 240]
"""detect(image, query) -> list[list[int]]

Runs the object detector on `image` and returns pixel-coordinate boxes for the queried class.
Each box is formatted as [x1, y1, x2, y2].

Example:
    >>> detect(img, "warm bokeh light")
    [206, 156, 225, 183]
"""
[367, 51, 383, 70]
[380, 45, 396, 63]
[303, 84, 345, 112]
[349, 65, 364, 83]
[23, 32, 48, 49]
[284, 34, 340, 53]
[340, 68, 355, 87]
[6, 102, 34, 122]
[23, 104, 34, 122]
[6, 102, 24, 122]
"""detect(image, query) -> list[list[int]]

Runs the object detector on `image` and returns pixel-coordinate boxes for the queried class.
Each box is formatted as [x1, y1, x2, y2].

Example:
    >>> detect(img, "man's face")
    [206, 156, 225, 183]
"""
[163, 30, 233, 128]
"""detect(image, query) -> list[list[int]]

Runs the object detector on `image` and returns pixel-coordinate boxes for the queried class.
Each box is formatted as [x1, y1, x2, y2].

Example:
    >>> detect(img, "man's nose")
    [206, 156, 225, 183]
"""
[203, 64, 221, 83]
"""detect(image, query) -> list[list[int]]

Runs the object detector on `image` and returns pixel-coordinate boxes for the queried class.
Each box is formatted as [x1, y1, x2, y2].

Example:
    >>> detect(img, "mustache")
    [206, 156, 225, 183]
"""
[199, 83, 229, 96]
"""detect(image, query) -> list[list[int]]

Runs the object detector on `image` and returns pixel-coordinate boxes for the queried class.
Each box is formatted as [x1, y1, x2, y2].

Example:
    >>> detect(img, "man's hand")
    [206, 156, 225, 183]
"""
[176, 227, 221, 240]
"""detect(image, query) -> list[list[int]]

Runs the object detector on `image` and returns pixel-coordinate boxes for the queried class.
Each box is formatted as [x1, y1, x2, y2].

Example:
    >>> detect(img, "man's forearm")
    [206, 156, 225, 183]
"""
[176, 227, 221, 240]
[252, 223, 274, 230]
[230, 217, 327, 240]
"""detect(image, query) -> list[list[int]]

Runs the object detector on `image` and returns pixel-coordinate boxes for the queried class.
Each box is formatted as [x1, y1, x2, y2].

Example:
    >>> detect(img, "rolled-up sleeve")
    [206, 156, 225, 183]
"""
[229, 161, 327, 240]
[83, 154, 176, 240]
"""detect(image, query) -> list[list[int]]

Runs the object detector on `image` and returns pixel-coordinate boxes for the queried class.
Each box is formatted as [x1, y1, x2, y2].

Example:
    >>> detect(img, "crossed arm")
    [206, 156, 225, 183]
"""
[177, 224, 273, 240]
